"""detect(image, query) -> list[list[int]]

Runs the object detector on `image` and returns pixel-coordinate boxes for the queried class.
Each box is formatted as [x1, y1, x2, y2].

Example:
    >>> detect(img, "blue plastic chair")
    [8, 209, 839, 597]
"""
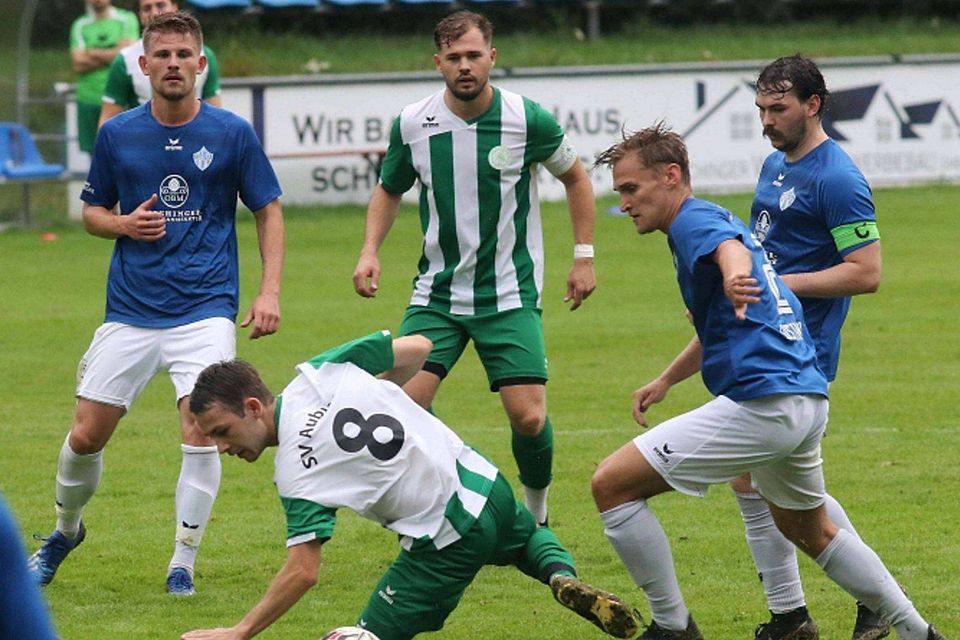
[256, 0, 319, 6]
[187, 0, 252, 8]
[0, 123, 64, 180]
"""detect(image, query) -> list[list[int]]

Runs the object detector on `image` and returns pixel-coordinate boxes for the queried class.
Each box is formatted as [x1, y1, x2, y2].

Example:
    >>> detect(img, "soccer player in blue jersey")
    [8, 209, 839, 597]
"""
[28, 12, 285, 597]
[730, 55, 885, 640]
[0, 496, 58, 640]
[589, 124, 944, 640]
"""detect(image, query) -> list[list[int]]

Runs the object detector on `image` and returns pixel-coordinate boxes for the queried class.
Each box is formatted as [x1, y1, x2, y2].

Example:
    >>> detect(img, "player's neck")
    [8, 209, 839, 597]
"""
[151, 97, 202, 127]
[784, 125, 829, 163]
[444, 85, 494, 121]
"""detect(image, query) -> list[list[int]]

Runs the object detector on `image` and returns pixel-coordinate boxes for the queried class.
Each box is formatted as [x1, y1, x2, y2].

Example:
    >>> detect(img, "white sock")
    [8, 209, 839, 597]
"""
[816, 529, 928, 640]
[55, 434, 103, 538]
[524, 485, 549, 525]
[601, 499, 690, 631]
[170, 444, 220, 572]
[823, 493, 862, 541]
[736, 491, 805, 613]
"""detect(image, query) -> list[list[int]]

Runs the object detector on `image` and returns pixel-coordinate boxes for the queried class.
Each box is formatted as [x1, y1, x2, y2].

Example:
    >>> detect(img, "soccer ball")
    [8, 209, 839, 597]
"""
[320, 626, 380, 640]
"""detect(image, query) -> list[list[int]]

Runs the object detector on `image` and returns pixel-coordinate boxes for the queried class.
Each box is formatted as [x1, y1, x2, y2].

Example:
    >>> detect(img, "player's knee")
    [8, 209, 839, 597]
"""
[590, 463, 618, 512]
[67, 426, 107, 455]
[509, 410, 545, 437]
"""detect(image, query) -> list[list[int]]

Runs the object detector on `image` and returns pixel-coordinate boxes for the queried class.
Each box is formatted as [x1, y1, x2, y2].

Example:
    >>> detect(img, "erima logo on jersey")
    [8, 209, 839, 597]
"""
[165, 137, 183, 151]
[779, 322, 803, 341]
[81, 181, 95, 196]
[773, 172, 785, 187]
[378, 585, 397, 605]
[422, 115, 440, 129]
[159, 175, 189, 208]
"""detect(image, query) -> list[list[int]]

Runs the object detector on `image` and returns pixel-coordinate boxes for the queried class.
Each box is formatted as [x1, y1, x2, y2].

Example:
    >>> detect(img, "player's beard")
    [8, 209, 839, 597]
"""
[448, 74, 487, 102]
[763, 118, 807, 154]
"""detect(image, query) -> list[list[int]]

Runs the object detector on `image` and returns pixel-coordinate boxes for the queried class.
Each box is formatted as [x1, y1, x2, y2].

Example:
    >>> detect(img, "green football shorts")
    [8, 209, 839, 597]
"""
[77, 101, 101, 153]
[398, 306, 548, 390]
[355, 473, 574, 640]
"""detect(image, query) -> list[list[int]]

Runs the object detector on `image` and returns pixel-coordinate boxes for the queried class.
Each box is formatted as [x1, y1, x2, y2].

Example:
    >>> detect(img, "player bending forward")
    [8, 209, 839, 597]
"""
[181, 331, 639, 640]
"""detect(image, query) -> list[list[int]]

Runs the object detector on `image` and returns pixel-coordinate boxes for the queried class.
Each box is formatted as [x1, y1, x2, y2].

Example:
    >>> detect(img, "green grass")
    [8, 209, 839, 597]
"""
[1, 184, 957, 639]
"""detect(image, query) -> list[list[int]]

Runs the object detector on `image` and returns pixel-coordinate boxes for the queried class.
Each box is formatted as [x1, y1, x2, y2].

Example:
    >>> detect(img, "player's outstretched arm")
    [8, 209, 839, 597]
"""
[381, 335, 433, 387]
[180, 541, 322, 640]
[714, 239, 760, 321]
[633, 334, 702, 427]
[242, 199, 285, 340]
[557, 159, 596, 310]
[353, 185, 403, 298]
[82, 195, 165, 241]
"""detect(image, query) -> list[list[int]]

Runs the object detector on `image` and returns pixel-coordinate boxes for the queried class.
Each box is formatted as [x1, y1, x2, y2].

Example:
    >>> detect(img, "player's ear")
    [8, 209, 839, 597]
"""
[245, 397, 263, 418]
[138, 55, 148, 76]
[490, 47, 496, 66]
[197, 53, 207, 75]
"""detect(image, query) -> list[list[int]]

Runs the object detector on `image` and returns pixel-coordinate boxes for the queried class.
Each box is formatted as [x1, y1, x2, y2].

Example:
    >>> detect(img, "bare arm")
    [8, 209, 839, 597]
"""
[779, 241, 881, 298]
[82, 194, 165, 241]
[98, 102, 125, 129]
[633, 334, 702, 427]
[352, 185, 403, 298]
[379, 335, 434, 387]
[241, 199, 285, 340]
[556, 159, 597, 311]
[180, 541, 321, 640]
[71, 44, 130, 73]
[714, 238, 761, 321]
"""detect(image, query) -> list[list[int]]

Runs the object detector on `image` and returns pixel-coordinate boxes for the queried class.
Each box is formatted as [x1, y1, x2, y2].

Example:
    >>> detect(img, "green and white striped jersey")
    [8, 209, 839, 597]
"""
[274, 331, 498, 551]
[380, 87, 578, 315]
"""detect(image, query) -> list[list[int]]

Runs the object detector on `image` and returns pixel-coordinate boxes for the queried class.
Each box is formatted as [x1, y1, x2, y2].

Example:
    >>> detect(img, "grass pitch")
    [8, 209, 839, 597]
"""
[1, 185, 957, 639]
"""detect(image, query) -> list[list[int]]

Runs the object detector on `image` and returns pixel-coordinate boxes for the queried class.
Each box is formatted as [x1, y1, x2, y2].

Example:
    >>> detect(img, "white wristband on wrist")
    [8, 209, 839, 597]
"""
[573, 243, 595, 259]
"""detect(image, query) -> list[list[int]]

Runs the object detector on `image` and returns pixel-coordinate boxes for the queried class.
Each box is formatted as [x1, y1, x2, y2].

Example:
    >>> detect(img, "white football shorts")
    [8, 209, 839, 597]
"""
[76, 317, 236, 411]
[634, 394, 829, 510]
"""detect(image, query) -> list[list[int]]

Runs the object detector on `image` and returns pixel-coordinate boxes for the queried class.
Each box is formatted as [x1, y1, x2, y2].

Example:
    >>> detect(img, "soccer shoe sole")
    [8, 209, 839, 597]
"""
[551, 575, 639, 639]
[852, 626, 889, 640]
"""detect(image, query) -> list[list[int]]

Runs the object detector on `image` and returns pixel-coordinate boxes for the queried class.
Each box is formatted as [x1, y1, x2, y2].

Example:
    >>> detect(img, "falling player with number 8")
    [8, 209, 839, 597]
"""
[180, 330, 641, 640]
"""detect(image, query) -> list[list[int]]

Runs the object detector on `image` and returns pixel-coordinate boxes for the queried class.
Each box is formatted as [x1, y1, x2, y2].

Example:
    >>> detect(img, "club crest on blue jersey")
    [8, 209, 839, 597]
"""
[159, 175, 189, 208]
[193, 146, 213, 172]
[755, 210, 772, 242]
[779, 186, 796, 211]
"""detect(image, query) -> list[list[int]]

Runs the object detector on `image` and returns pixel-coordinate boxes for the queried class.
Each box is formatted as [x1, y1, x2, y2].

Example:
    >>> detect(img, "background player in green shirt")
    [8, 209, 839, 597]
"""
[98, 0, 221, 128]
[352, 11, 597, 528]
[69, 0, 139, 152]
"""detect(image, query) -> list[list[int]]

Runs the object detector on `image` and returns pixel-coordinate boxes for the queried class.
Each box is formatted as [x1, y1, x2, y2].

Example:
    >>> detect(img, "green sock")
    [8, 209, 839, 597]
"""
[512, 416, 553, 490]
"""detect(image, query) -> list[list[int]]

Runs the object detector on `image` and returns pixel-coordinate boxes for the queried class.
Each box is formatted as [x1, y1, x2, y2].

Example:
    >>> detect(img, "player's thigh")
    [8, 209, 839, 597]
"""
[76, 322, 164, 411]
[632, 395, 800, 499]
[398, 306, 469, 379]
[467, 308, 548, 391]
[357, 540, 489, 640]
[163, 317, 236, 401]
[750, 394, 829, 511]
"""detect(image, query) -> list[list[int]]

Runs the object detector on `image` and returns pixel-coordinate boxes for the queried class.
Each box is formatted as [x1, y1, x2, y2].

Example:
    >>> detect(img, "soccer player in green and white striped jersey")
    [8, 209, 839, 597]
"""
[182, 331, 640, 640]
[352, 11, 597, 527]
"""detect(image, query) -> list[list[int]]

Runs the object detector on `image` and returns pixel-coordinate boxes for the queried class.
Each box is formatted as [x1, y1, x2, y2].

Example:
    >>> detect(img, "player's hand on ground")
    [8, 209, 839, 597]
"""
[123, 194, 166, 241]
[564, 260, 596, 310]
[722, 273, 760, 320]
[181, 627, 243, 640]
[633, 379, 670, 427]
[352, 254, 381, 298]
[241, 292, 280, 339]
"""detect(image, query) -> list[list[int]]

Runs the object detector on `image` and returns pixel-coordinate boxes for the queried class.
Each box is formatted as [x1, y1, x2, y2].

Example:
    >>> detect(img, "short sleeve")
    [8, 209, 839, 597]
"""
[378, 116, 417, 195]
[281, 497, 336, 546]
[69, 18, 85, 51]
[670, 205, 741, 274]
[122, 11, 140, 39]
[523, 98, 564, 165]
[306, 330, 394, 375]
[818, 168, 878, 256]
[101, 55, 135, 107]
[202, 46, 222, 100]
[81, 125, 119, 208]
[237, 121, 282, 212]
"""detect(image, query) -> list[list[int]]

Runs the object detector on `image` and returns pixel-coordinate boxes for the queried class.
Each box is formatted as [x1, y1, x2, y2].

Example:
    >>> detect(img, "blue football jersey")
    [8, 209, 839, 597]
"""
[751, 139, 877, 380]
[667, 198, 827, 402]
[82, 102, 282, 328]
